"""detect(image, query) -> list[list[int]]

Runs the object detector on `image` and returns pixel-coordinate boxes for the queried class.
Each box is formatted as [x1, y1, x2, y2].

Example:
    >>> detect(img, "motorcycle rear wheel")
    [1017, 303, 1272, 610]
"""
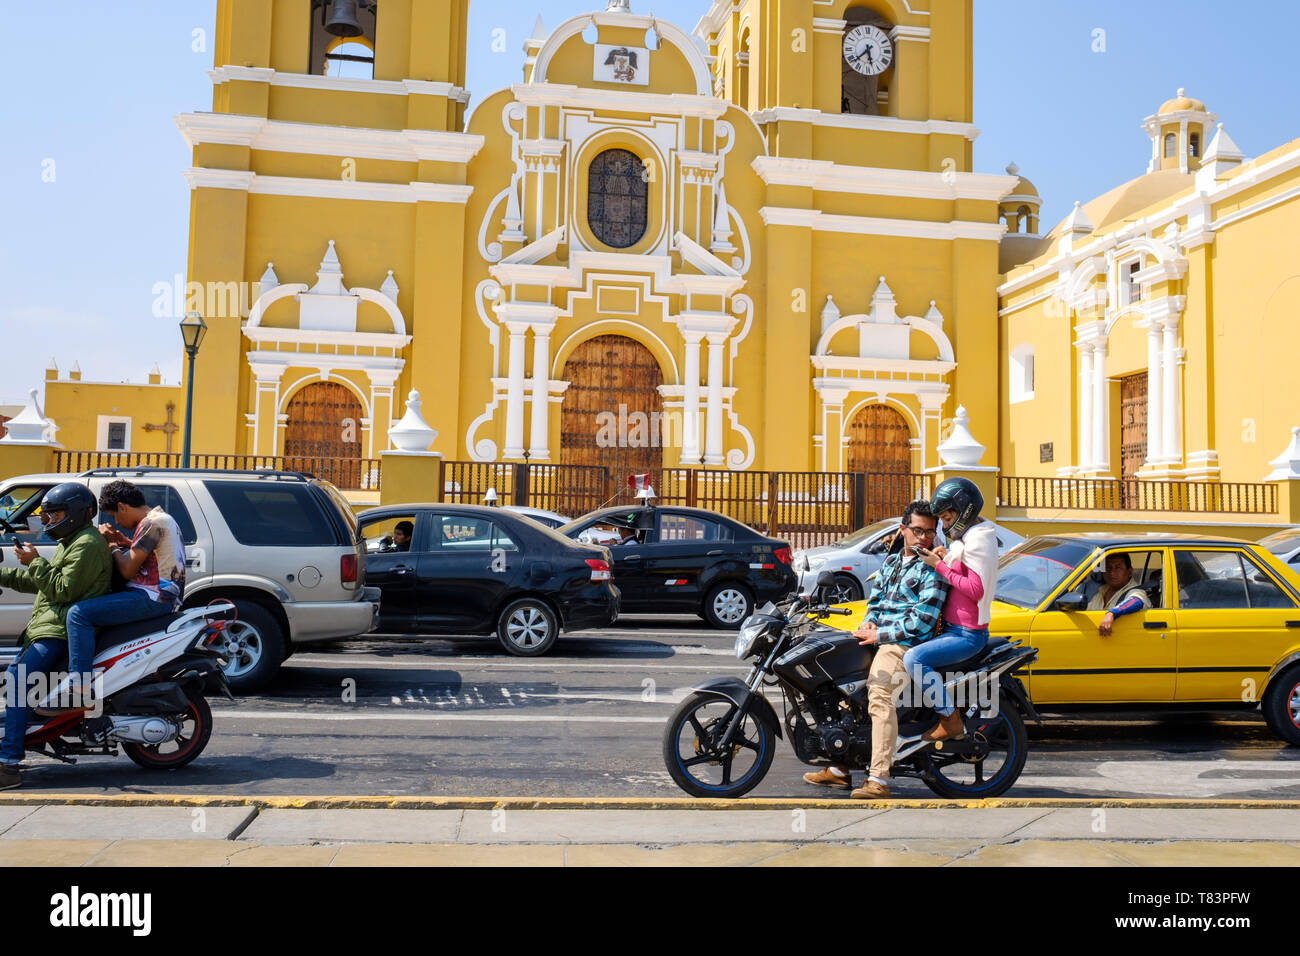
[122, 693, 214, 770]
[662, 692, 776, 798]
[920, 693, 1028, 799]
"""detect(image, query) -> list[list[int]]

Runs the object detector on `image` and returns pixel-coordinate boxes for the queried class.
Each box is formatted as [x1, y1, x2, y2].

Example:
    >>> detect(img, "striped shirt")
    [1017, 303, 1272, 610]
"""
[865, 552, 948, 648]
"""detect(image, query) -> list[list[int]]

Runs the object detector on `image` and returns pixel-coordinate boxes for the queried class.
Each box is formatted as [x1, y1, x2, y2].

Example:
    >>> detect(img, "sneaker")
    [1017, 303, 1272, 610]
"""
[803, 767, 852, 790]
[850, 780, 891, 800]
[0, 765, 19, 792]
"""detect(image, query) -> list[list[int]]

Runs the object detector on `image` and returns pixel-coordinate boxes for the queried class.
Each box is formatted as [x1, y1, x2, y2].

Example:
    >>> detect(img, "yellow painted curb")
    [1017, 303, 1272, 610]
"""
[1, 794, 1300, 811]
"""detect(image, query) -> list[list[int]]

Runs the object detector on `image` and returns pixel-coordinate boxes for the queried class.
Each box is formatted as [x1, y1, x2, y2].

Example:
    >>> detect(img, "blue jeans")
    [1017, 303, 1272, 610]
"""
[66, 589, 173, 679]
[903, 624, 989, 717]
[1, 637, 68, 765]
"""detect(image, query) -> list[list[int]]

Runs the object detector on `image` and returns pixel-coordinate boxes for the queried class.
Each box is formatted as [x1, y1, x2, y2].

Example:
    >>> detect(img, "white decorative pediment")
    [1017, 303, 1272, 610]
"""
[813, 277, 954, 364]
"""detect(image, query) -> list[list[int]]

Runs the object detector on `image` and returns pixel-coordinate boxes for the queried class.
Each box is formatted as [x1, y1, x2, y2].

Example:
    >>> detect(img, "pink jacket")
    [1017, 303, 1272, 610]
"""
[934, 521, 999, 627]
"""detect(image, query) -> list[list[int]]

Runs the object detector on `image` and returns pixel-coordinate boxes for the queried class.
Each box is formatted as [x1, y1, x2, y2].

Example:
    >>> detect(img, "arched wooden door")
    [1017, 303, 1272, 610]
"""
[283, 381, 363, 488]
[561, 335, 664, 488]
[846, 404, 914, 520]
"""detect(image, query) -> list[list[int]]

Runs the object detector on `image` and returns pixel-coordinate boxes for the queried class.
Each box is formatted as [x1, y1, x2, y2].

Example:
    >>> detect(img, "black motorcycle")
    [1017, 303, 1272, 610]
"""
[662, 572, 1040, 798]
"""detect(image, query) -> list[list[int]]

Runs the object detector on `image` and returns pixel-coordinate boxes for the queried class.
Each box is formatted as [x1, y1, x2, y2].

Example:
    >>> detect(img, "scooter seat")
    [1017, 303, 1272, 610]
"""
[95, 614, 185, 652]
[940, 637, 1010, 676]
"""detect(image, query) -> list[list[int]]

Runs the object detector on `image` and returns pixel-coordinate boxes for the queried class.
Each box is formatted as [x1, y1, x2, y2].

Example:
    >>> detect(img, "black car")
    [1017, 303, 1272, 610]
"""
[560, 505, 798, 628]
[357, 504, 620, 656]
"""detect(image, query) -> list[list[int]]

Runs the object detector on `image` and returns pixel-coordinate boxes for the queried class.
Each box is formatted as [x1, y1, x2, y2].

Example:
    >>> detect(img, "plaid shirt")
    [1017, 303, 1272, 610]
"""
[865, 552, 948, 648]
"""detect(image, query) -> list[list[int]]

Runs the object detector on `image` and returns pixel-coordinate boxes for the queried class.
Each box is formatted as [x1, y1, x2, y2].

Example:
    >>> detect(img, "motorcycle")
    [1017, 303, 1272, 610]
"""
[4, 602, 235, 770]
[662, 572, 1040, 798]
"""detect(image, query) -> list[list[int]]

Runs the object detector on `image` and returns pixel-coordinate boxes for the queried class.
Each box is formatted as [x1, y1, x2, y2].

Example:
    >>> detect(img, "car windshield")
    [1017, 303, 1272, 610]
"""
[832, 518, 898, 549]
[1259, 528, 1300, 555]
[995, 539, 1097, 609]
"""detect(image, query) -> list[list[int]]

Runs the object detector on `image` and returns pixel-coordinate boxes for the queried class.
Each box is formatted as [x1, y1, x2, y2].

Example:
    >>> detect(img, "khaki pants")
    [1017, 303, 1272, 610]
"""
[866, 644, 908, 781]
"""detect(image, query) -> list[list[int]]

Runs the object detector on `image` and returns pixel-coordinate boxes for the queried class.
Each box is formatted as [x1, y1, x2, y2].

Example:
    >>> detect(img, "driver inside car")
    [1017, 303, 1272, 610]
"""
[1088, 552, 1151, 636]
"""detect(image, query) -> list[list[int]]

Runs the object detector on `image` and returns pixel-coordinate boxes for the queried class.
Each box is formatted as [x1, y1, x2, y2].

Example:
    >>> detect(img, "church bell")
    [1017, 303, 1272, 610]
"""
[324, 0, 365, 38]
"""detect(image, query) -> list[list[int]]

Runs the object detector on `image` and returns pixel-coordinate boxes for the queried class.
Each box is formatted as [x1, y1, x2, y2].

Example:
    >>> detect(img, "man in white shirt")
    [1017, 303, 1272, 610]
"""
[1087, 552, 1152, 636]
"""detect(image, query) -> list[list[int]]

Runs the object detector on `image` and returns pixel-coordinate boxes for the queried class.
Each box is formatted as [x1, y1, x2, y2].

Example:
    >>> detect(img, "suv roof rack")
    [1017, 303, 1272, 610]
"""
[79, 467, 316, 481]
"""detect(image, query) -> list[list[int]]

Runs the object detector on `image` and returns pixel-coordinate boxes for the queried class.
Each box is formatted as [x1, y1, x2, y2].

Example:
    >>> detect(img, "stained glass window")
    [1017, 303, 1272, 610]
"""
[588, 149, 648, 249]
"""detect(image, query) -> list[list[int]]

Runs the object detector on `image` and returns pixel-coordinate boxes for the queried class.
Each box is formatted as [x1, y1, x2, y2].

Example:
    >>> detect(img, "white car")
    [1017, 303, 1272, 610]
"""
[794, 517, 1027, 604]
[1258, 528, 1300, 570]
[503, 505, 571, 530]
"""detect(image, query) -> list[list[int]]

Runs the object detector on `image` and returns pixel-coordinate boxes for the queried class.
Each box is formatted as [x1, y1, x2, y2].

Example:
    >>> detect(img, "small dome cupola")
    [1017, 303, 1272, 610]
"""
[999, 162, 1042, 237]
[1143, 88, 1217, 174]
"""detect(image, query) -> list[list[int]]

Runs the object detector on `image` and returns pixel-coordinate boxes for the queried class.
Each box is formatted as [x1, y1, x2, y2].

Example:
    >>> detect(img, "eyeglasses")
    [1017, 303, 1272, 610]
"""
[905, 526, 937, 537]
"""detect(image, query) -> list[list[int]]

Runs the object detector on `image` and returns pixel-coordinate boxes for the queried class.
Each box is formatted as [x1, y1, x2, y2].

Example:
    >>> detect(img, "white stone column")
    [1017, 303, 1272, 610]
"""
[1092, 337, 1109, 472]
[528, 320, 555, 461]
[1179, 120, 1189, 173]
[704, 332, 727, 466]
[503, 321, 529, 459]
[1146, 325, 1163, 465]
[917, 389, 948, 475]
[367, 367, 403, 459]
[681, 331, 703, 464]
[1161, 316, 1183, 466]
[1078, 342, 1094, 471]
[248, 362, 287, 457]
[818, 389, 848, 472]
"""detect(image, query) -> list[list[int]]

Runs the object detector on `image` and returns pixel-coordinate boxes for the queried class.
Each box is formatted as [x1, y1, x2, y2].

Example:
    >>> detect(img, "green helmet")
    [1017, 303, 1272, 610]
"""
[930, 477, 983, 541]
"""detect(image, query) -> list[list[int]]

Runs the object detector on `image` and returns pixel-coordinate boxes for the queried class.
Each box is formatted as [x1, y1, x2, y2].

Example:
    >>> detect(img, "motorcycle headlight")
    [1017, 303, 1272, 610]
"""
[735, 619, 766, 660]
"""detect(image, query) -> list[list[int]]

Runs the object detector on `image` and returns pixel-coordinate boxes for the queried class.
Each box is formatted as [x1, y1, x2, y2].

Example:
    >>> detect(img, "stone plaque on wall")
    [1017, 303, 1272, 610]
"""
[1040, 442, 1054, 463]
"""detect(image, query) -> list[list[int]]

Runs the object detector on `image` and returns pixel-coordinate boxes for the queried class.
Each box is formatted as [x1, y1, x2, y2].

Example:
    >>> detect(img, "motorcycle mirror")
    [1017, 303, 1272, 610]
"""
[815, 570, 835, 589]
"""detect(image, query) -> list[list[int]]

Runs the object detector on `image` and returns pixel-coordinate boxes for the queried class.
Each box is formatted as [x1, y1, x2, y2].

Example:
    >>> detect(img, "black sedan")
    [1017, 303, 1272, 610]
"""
[357, 504, 620, 656]
[559, 505, 797, 628]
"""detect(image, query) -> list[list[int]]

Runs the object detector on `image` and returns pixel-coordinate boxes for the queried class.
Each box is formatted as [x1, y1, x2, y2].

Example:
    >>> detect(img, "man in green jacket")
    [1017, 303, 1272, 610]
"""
[0, 482, 112, 790]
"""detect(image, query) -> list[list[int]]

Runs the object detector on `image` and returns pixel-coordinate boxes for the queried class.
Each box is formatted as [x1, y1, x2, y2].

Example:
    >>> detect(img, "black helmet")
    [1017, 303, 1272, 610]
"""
[929, 477, 983, 541]
[40, 482, 98, 542]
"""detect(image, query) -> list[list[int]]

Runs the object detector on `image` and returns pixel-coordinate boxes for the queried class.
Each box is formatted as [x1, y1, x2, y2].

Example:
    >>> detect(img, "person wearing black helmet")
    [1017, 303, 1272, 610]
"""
[0, 482, 112, 790]
[907, 476, 1000, 743]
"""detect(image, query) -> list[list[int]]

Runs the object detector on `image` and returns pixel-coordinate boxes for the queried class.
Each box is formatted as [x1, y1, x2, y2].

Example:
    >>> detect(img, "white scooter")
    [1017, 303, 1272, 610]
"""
[5, 602, 235, 769]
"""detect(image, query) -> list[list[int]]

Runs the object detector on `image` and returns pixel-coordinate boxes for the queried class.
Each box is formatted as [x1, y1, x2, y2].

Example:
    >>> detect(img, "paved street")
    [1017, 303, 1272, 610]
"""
[5, 614, 1300, 799]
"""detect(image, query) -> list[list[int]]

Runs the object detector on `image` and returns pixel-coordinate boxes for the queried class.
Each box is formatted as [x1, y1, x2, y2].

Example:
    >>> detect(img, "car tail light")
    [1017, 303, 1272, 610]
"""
[586, 558, 611, 581]
[340, 553, 358, 584]
[774, 547, 792, 566]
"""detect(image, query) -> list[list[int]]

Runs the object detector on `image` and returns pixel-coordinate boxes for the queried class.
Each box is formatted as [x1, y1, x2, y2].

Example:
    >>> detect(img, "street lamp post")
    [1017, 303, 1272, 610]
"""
[179, 311, 208, 468]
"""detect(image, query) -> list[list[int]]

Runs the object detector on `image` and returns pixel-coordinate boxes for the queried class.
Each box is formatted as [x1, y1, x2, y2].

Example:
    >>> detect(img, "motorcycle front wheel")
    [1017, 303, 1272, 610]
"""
[920, 693, 1028, 799]
[662, 692, 776, 798]
[123, 693, 214, 770]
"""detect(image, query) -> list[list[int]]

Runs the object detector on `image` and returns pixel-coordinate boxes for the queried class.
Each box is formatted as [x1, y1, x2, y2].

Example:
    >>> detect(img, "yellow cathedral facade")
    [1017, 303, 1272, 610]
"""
[36, 0, 1300, 501]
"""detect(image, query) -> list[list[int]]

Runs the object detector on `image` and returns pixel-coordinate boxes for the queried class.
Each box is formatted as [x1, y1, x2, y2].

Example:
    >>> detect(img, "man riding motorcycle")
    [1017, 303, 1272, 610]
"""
[0, 482, 113, 791]
[802, 500, 948, 799]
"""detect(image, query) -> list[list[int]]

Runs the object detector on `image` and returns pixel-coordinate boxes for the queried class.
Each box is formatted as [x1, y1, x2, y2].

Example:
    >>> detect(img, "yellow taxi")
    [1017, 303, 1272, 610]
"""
[823, 533, 1300, 745]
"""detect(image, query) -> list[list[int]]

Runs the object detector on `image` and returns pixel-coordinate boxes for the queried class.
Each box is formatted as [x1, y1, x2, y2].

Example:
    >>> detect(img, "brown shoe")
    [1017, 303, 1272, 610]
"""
[922, 711, 967, 742]
[0, 765, 19, 792]
[850, 780, 891, 800]
[803, 767, 852, 790]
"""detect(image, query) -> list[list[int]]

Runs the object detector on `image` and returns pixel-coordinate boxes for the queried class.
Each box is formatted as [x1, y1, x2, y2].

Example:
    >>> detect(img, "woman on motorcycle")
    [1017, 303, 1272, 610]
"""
[908, 477, 999, 742]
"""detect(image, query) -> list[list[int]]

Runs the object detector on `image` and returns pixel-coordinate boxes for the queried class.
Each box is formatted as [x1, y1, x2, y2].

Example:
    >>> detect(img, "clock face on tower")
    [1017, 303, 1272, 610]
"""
[842, 24, 893, 76]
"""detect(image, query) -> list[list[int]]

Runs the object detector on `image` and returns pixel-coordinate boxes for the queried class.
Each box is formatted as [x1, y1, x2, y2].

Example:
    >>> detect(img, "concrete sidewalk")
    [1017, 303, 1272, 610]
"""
[1, 796, 1299, 865]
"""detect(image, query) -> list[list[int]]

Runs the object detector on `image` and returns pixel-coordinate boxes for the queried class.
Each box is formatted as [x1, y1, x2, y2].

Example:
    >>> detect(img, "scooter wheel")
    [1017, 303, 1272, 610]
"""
[122, 693, 213, 770]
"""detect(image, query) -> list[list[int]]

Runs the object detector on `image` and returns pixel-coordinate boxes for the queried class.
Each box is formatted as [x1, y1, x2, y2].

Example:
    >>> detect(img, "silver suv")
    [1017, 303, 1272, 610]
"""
[0, 468, 380, 693]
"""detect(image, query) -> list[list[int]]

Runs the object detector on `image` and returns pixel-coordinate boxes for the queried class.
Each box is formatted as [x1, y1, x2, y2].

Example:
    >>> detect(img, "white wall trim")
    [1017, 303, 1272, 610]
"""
[752, 156, 1016, 201]
[208, 66, 471, 103]
[182, 168, 474, 204]
[750, 107, 979, 141]
[513, 82, 729, 119]
[759, 207, 1005, 241]
[531, 13, 713, 97]
[179, 114, 485, 164]
[95, 415, 132, 453]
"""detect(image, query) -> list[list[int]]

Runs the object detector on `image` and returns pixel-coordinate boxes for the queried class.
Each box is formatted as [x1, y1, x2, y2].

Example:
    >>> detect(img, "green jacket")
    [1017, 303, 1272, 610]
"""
[0, 525, 112, 645]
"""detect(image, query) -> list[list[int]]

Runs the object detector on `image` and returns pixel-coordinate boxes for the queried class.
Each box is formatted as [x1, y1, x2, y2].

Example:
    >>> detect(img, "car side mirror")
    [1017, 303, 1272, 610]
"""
[1053, 592, 1087, 612]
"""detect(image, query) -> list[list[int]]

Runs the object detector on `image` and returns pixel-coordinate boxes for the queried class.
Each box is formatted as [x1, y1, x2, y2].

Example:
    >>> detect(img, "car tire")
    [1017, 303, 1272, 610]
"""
[212, 600, 285, 695]
[703, 583, 754, 630]
[829, 574, 864, 604]
[1263, 664, 1300, 746]
[497, 597, 559, 657]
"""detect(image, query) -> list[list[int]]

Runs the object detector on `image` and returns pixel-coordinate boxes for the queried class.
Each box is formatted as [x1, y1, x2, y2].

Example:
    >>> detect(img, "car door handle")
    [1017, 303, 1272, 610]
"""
[1143, 621, 1168, 629]
[623, 555, 641, 562]
[393, 566, 414, 576]
[707, 550, 724, 556]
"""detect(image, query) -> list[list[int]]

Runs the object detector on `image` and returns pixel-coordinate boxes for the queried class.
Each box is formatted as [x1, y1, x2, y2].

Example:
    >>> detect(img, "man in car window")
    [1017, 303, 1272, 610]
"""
[803, 500, 948, 800]
[1088, 552, 1151, 636]
[380, 520, 413, 553]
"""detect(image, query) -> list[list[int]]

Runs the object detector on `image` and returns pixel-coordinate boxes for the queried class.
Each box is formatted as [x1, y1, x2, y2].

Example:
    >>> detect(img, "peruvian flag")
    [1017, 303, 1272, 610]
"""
[628, 473, 655, 498]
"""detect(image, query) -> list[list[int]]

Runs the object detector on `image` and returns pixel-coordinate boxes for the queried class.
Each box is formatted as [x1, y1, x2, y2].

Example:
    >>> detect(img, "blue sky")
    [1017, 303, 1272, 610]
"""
[3, 0, 1297, 407]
